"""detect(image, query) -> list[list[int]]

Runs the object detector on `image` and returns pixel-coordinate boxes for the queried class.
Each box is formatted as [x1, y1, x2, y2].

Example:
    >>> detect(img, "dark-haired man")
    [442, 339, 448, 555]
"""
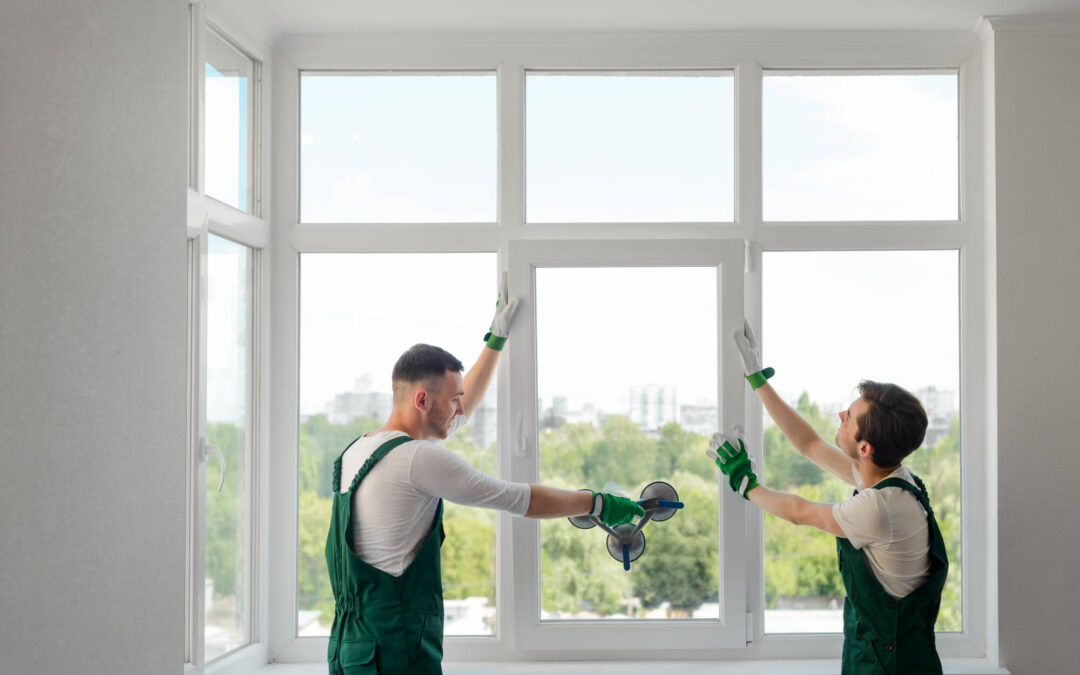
[326, 275, 644, 675]
[707, 321, 948, 674]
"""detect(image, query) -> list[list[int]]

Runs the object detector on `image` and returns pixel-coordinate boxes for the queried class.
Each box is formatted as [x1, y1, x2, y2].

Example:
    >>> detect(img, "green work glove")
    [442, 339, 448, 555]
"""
[589, 491, 645, 527]
[483, 271, 520, 351]
[732, 319, 774, 390]
[706, 432, 760, 499]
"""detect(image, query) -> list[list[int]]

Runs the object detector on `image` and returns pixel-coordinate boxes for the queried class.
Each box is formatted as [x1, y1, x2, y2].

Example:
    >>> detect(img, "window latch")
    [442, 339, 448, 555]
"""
[200, 438, 225, 493]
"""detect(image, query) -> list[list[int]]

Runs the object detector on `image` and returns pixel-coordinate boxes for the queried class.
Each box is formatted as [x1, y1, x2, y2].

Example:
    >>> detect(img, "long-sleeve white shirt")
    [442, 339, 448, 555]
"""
[339, 429, 531, 576]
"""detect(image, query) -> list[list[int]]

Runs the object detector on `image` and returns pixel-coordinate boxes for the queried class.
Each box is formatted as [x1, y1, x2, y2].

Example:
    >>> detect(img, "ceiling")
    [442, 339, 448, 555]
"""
[255, 0, 1079, 36]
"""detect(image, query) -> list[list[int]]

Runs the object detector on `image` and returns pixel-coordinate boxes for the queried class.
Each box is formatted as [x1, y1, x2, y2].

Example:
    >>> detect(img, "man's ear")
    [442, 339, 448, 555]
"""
[413, 387, 428, 412]
[858, 441, 874, 459]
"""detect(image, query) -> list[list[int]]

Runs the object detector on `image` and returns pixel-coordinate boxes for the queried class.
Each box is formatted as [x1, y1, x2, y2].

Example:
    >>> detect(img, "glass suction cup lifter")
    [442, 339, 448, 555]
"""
[566, 482, 685, 571]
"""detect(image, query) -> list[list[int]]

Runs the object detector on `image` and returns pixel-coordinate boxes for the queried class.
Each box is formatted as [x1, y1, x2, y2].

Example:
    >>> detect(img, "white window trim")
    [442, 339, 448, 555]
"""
[187, 2, 274, 674]
[268, 30, 998, 670]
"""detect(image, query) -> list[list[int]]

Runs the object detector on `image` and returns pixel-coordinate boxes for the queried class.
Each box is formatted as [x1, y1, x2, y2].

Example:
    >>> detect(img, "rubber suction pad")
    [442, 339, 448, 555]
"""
[639, 481, 680, 522]
[606, 525, 646, 564]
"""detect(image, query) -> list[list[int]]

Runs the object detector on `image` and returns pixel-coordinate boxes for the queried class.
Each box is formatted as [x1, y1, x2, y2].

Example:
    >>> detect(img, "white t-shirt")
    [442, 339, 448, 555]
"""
[339, 429, 531, 577]
[831, 465, 932, 599]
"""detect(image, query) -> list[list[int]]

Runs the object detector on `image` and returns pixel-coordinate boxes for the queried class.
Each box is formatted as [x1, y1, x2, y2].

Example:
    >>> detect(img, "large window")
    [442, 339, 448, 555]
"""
[277, 40, 987, 666]
[535, 266, 720, 621]
[761, 250, 961, 634]
[297, 253, 500, 637]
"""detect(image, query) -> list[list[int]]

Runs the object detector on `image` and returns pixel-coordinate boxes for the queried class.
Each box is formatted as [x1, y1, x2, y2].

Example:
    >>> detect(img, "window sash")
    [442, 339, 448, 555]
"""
[506, 239, 748, 652]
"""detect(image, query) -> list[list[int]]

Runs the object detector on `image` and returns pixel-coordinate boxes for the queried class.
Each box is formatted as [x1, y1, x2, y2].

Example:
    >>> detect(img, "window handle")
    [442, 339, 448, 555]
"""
[201, 439, 226, 493]
[514, 411, 528, 458]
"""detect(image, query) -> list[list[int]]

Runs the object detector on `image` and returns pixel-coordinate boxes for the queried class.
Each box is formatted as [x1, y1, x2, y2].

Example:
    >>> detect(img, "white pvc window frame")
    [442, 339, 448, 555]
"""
[186, 3, 273, 675]
[505, 239, 748, 655]
[269, 30, 996, 669]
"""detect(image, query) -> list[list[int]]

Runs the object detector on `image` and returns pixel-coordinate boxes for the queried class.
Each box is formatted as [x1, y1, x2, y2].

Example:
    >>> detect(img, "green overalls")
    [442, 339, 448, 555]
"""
[326, 435, 446, 675]
[837, 472, 949, 675]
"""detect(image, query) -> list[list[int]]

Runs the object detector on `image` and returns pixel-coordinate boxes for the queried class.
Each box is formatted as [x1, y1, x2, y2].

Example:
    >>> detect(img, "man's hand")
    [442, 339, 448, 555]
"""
[484, 271, 520, 351]
[706, 432, 760, 499]
[590, 491, 645, 527]
[732, 319, 775, 390]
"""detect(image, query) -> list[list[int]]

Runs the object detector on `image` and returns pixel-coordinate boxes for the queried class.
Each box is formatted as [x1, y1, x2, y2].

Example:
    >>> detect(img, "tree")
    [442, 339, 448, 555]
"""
[631, 471, 719, 611]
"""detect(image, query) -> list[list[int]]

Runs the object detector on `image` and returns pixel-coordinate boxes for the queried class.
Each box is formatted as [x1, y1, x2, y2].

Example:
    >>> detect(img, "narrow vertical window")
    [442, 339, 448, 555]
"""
[205, 234, 253, 658]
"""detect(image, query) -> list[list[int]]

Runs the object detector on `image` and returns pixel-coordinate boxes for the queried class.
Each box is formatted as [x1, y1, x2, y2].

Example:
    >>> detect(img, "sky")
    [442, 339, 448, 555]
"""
[232, 70, 963, 418]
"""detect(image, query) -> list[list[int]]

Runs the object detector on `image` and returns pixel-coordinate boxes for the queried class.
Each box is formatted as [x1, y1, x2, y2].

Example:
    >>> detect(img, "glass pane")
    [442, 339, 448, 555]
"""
[205, 234, 252, 659]
[526, 73, 734, 223]
[205, 29, 253, 212]
[298, 253, 498, 636]
[300, 74, 496, 223]
[536, 267, 720, 620]
[761, 250, 961, 634]
[763, 72, 958, 221]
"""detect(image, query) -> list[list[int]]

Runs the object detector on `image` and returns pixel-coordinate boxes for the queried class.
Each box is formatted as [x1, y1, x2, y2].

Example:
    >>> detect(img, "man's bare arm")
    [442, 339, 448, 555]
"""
[756, 382, 857, 486]
[523, 485, 594, 519]
[461, 346, 500, 418]
[748, 485, 846, 537]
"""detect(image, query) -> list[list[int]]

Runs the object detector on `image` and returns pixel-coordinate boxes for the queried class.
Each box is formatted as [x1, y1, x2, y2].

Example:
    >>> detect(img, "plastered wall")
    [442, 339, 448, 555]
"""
[0, 2, 189, 673]
[993, 26, 1080, 675]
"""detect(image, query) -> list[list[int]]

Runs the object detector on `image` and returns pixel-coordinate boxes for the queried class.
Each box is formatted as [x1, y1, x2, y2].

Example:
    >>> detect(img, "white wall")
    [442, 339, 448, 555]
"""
[993, 25, 1080, 675]
[0, 2, 189, 674]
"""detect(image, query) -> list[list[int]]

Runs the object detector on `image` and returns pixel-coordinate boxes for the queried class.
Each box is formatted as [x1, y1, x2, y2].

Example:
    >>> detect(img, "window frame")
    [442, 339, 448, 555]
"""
[269, 30, 994, 667]
[505, 238, 748, 654]
[186, 3, 273, 675]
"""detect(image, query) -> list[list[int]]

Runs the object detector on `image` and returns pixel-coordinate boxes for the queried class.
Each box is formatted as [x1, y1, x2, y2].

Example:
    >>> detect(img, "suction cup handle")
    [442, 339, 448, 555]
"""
[622, 544, 631, 571]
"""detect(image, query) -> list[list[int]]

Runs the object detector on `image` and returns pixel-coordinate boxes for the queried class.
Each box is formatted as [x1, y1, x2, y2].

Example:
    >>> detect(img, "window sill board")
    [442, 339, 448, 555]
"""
[256, 658, 1008, 675]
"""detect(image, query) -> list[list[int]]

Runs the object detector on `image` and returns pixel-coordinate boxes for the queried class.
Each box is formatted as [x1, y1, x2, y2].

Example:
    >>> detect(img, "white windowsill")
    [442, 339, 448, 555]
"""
[256, 658, 1009, 675]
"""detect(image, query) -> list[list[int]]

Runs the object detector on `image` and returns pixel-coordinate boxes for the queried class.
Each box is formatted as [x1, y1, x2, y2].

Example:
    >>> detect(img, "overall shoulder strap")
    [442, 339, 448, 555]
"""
[332, 433, 368, 493]
[346, 435, 414, 493]
[873, 471, 931, 513]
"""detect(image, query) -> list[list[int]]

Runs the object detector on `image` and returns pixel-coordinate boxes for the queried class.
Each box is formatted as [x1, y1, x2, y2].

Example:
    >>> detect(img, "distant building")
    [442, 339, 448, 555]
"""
[628, 384, 678, 432]
[679, 404, 718, 436]
[325, 374, 392, 425]
[915, 386, 957, 448]
[469, 389, 497, 448]
[540, 397, 599, 429]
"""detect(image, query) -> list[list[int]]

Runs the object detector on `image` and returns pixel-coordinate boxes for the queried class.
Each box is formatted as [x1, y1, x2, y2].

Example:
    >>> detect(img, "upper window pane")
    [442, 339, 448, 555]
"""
[205, 28, 254, 212]
[526, 72, 734, 223]
[536, 266, 720, 620]
[298, 253, 498, 637]
[763, 72, 958, 222]
[300, 74, 496, 223]
[761, 250, 961, 634]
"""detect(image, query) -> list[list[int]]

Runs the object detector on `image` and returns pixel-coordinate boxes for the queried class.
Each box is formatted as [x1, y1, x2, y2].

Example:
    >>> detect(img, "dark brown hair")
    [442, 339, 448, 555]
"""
[855, 380, 928, 468]
[391, 343, 464, 399]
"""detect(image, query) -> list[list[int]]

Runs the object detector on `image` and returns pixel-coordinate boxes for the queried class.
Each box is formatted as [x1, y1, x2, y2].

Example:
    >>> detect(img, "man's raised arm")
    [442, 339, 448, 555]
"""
[733, 320, 856, 486]
[461, 272, 519, 417]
